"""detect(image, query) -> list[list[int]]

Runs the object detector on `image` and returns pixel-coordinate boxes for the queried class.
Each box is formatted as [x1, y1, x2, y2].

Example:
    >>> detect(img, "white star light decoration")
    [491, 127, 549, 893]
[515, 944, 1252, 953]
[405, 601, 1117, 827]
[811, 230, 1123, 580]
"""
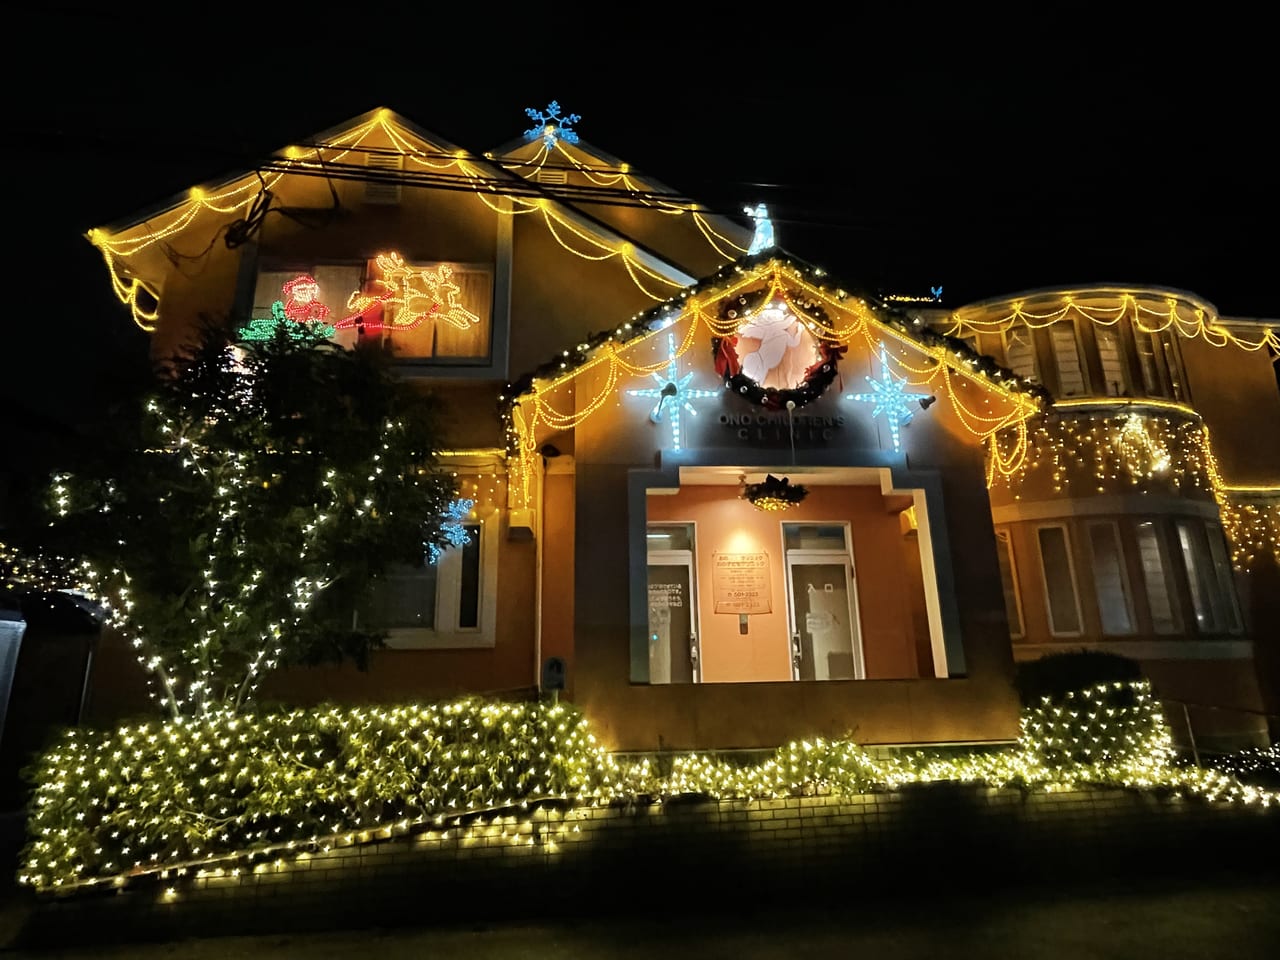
[426, 498, 476, 564]
[627, 332, 718, 451]
[845, 342, 935, 452]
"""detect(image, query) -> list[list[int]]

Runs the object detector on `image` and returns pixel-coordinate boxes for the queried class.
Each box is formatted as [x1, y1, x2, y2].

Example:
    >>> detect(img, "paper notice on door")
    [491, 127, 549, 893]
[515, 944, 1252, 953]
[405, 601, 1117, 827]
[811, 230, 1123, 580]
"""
[711, 552, 771, 615]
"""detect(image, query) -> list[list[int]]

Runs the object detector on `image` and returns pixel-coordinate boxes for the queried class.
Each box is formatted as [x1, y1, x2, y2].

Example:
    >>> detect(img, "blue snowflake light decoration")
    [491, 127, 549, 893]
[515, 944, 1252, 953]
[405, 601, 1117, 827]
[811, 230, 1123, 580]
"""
[524, 101, 581, 146]
[845, 343, 936, 452]
[426, 498, 476, 564]
[627, 332, 719, 451]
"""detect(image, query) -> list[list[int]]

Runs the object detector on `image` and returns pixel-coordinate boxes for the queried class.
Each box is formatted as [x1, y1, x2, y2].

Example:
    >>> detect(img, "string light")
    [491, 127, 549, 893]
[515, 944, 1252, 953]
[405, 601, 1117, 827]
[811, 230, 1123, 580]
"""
[947, 288, 1280, 354]
[18, 680, 1274, 894]
[87, 110, 737, 331]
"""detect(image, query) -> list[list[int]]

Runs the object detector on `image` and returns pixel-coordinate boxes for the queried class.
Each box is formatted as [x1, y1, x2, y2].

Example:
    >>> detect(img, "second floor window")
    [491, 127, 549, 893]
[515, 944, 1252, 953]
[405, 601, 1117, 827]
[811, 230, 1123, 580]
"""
[250, 257, 494, 363]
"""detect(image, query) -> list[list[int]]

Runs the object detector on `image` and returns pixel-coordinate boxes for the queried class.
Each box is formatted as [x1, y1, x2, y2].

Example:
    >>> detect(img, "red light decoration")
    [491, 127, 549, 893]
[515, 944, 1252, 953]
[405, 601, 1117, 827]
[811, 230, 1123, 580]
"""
[335, 253, 479, 335]
[280, 275, 330, 323]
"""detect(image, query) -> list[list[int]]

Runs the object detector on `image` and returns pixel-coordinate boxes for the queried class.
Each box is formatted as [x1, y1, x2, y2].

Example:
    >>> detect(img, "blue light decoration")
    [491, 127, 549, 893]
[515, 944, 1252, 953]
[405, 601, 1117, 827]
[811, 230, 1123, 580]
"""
[745, 202, 775, 254]
[237, 301, 336, 342]
[845, 342, 936, 452]
[426, 498, 476, 564]
[627, 332, 719, 451]
[524, 101, 581, 146]
[930, 285, 943, 301]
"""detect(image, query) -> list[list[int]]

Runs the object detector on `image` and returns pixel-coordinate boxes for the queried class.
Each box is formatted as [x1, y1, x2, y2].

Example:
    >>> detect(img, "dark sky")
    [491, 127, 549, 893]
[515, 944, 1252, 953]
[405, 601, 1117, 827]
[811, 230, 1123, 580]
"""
[5, 12, 1275, 432]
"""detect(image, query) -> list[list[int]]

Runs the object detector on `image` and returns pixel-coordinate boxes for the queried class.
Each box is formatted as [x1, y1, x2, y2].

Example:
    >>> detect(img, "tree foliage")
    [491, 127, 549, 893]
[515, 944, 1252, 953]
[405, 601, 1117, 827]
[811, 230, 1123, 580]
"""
[12, 323, 458, 717]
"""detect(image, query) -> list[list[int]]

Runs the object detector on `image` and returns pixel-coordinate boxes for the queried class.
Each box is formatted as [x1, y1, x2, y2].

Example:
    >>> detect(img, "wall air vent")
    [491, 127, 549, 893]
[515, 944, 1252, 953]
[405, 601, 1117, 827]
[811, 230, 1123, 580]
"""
[364, 153, 404, 204]
[535, 168, 568, 185]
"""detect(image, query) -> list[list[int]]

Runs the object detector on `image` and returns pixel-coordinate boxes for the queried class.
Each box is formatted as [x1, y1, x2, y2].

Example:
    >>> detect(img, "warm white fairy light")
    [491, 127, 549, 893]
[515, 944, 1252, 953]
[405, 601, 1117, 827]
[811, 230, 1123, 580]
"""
[18, 680, 1274, 894]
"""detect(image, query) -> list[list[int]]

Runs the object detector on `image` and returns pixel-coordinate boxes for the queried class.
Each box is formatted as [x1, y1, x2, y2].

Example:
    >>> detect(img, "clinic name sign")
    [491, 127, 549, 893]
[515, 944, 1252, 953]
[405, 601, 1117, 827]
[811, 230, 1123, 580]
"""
[719, 413, 844, 443]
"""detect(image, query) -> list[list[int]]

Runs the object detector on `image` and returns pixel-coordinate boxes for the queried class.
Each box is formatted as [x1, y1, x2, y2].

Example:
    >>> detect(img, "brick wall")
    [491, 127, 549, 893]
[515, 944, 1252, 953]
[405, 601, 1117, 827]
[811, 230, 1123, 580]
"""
[17, 784, 1279, 948]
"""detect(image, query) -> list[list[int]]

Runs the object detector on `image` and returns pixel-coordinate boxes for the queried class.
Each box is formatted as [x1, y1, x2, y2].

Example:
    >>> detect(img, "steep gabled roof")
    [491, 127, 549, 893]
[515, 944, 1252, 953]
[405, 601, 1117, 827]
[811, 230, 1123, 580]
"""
[87, 107, 707, 331]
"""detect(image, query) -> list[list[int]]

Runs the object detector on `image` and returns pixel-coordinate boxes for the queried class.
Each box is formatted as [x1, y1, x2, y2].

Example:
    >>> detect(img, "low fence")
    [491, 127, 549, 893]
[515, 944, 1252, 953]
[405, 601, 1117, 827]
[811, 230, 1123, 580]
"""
[13, 781, 1279, 949]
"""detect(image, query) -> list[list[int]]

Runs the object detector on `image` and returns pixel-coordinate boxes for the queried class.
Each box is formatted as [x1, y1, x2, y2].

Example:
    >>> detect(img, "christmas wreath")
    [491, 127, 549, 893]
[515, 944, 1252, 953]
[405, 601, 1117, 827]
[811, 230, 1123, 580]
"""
[712, 287, 845, 410]
[741, 474, 809, 512]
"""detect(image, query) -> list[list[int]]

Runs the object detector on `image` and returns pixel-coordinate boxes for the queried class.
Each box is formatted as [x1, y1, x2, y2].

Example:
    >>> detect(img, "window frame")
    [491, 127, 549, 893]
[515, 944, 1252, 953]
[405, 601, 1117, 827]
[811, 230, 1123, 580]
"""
[373, 510, 500, 650]
[1000, 326, 1040, 382]
[993, 527, 1025, 638]
[1092, 324, 1130, 398]
[1133, 519, 1181, 635]
[1085, 520, 1136, 636]
[245, 256, 501, 372]
[1048, 320, 1088, 397]
[1035, 522, 1085, 638]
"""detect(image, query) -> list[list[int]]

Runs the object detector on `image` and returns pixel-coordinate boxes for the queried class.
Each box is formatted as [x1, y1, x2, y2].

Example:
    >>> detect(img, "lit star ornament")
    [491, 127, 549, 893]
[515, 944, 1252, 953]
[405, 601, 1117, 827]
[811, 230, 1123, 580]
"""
[627, 332, 719, 451]
[845, 343, 936, 452]
[524, 101, 581, 146]
[426, 498, 475, 564]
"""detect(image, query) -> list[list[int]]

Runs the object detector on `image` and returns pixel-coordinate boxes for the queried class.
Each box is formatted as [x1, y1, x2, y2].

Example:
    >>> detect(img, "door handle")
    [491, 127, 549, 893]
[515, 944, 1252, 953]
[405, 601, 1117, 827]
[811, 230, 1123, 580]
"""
[791, 633, 802, 667]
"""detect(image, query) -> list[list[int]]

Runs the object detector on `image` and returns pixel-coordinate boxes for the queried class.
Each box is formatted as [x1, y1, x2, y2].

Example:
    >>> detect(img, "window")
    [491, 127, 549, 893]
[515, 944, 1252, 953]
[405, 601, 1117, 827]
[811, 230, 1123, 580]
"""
[1087, 521, 1134, 634]
[1049, 323, 1087, 397]
[1158, 330, 1187, 402]
[1135, 331, 1162, 395]
[1176, 518, 1243, 634]
[1002, 327, 1038, 381]
[250, 258, 493, 362]
[1094, 325, 1128, 397]
[360, 514, 498, 648]
[1036, 525, 1083, 636]
[994, 528, 1024, 637]
[1135, 521, 1179, 634]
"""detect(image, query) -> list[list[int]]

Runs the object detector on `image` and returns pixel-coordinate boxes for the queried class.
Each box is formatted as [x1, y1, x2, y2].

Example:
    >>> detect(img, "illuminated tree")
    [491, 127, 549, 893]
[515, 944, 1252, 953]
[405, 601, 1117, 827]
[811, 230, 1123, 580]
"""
[10, 323, 458, 718]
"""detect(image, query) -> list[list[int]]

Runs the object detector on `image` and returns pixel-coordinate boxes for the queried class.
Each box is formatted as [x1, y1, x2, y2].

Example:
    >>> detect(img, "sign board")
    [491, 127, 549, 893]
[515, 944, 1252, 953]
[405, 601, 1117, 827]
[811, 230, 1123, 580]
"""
[541, 656, 567, 692]
[711, 552, 772, 615]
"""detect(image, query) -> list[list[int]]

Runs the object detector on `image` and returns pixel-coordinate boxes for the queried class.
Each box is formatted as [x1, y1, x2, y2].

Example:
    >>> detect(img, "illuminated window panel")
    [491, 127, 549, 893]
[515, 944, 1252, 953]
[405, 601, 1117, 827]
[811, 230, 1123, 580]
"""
[1087, 521, 1134, 635]
[1095, 326, 1128, 397]
[1135, 521, 1180, 634]
[1176, 519, 1243, 634]
[1036, 524, 1083, 636]
[1135, 332, 1162, 395]
[994, 528, 1024, 638]
[1050, 323, 1087, 397]
[1002, 328, 1038, 382]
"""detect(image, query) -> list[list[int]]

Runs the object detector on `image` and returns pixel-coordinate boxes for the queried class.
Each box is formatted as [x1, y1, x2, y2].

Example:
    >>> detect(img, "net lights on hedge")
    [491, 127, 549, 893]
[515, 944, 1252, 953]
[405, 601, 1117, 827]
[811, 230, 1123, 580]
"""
[626, 332, 718, 451]
[20, 681, 1276, 894]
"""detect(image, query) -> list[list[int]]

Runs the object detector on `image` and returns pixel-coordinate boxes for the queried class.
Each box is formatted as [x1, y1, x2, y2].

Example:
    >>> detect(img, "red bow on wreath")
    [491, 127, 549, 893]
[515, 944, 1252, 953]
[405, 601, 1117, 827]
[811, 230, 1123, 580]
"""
[714, 336, 741, 378]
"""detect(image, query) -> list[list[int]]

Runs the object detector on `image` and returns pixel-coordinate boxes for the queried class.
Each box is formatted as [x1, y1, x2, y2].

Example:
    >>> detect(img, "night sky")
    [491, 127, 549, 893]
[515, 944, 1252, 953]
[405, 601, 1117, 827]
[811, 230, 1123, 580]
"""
[5, 13, 1275, 436]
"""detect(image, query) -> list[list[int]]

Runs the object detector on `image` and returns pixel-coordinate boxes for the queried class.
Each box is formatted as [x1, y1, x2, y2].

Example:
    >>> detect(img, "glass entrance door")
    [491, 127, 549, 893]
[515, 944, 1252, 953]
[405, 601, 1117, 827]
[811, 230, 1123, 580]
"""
[783, 524, 863, 681]
[646, 524, 700, 684]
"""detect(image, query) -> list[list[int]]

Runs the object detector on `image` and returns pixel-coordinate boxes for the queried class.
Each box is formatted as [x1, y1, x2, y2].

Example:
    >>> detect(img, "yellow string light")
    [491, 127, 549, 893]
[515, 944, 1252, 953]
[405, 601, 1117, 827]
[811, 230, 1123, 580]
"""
[506, 261, 1042, 507]
[87, 113, 726, 332]
[947, 290, 1280, 354]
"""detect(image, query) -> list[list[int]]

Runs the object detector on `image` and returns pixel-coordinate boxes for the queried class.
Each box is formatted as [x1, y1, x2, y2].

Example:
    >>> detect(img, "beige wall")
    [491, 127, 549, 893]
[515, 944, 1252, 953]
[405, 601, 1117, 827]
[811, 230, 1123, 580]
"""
[1179, 336, 1280, 484]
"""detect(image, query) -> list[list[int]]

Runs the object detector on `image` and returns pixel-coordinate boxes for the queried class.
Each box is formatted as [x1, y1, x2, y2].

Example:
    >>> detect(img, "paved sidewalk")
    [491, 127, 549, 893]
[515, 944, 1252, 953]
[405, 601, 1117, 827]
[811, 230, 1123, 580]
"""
[4, 873, 1279, 959]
